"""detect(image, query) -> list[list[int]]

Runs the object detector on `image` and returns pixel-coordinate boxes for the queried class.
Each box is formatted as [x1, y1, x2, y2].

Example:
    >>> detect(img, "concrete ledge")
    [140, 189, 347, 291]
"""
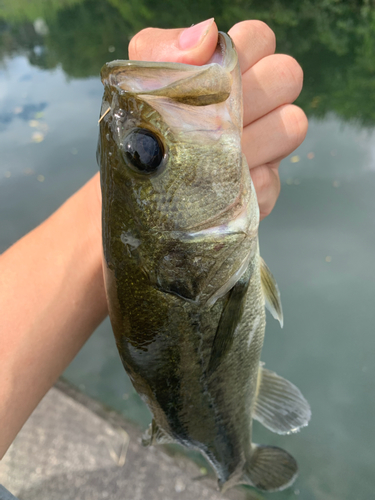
[0, 379, 260, 500]
[0, 485, 19, 500]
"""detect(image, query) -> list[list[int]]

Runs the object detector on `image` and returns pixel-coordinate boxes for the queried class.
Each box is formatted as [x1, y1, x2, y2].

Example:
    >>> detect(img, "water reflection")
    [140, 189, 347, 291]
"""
[1, 0, 375, 124]
[1, 1, 374, 499]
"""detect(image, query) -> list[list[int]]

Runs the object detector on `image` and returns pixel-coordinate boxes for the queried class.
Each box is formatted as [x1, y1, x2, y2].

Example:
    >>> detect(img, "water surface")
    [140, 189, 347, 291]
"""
[1, 2, 374, 498]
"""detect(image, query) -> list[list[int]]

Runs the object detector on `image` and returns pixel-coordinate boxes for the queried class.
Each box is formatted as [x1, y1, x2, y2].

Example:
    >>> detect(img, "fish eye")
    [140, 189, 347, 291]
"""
[122, 128, 165, 174]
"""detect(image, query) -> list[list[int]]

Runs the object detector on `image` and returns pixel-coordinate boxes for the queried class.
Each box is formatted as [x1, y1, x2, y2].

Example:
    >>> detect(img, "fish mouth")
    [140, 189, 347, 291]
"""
[101, 33, 238, 102]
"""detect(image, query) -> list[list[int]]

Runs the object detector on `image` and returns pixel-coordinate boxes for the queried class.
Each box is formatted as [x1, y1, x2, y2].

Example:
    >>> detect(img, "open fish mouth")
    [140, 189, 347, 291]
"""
[101, 32, 238, 99]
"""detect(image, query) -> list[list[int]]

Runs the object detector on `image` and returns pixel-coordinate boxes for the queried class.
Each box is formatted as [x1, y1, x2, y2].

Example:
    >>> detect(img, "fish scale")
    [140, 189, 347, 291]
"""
[98, 31, 311, 493]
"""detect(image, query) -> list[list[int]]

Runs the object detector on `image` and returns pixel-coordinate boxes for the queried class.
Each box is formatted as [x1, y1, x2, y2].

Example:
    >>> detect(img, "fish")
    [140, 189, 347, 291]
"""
[97, 32, 311, 492]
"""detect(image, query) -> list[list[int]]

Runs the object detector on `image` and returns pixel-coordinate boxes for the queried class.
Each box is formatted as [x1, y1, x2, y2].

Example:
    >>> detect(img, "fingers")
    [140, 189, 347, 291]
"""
[244, 105, 308, 219]
[129, 19, 278, 71]
[228, 21, 276, 73]
[243, 104, 308, 169]
[231, 23, 305, 220]
[243, 54, 303, 125]
[128, 20, 307, 221]
[129, 19, 218, 65]
[250, 162, 281, 220]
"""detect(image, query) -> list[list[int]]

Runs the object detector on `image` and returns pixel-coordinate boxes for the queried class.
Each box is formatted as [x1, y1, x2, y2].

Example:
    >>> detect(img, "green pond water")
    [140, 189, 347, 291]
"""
[1, 1, 375, 498]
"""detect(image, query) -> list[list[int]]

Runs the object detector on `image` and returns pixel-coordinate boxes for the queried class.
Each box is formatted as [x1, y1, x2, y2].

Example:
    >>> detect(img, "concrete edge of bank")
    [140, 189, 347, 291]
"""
[0, 378, 259, 500]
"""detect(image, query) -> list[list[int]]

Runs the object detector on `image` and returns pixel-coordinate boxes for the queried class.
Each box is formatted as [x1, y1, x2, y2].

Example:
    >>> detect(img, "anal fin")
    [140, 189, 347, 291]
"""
[142, 419, 174, 446]
[260, 257, 283, 327]
[242, 444, 298, 491]
[253, 364, 311, 434]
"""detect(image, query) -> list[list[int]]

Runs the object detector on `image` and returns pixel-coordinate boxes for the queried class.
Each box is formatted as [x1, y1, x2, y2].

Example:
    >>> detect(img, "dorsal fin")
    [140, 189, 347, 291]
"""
[260, 257, 283, 327]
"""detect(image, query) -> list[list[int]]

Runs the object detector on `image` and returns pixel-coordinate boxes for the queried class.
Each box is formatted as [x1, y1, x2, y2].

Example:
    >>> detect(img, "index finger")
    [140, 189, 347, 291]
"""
[228, 20, 276, 74]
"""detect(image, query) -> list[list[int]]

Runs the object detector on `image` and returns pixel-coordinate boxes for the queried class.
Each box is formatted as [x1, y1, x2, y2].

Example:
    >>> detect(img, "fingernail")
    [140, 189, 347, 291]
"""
[179, 18, 214, 51]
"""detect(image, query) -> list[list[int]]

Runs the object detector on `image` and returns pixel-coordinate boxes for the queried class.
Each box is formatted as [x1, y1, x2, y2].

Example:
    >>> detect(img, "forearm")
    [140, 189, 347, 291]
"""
[0, 173, 107, 458]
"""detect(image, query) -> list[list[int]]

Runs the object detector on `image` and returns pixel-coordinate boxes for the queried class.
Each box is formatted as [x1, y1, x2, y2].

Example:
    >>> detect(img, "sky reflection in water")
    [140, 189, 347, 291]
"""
[1, 2, 375, 498]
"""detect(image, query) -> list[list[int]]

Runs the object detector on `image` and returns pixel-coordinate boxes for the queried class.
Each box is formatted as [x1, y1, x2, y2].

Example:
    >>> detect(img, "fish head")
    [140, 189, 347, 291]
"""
[99, 33, 259, 305]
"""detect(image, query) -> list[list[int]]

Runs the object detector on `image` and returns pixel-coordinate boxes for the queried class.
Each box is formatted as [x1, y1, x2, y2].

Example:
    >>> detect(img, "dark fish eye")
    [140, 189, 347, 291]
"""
[122, 128, 165, 174]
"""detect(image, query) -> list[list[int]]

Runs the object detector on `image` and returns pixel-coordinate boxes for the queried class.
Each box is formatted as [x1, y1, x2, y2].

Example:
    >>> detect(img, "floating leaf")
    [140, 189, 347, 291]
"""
[32, 132, 44, 143]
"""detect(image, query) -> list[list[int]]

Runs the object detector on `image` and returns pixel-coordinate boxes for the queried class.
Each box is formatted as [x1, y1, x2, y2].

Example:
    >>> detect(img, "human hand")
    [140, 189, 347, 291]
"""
[129, 19, 307, 219]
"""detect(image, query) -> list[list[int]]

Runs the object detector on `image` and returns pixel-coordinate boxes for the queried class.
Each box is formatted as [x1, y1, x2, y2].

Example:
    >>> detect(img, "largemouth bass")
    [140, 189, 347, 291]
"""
[98, 32, 311, 492]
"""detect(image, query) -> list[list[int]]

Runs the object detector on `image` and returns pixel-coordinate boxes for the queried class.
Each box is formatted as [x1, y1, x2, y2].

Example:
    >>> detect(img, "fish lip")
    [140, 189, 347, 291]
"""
[100, 32, 237, 82]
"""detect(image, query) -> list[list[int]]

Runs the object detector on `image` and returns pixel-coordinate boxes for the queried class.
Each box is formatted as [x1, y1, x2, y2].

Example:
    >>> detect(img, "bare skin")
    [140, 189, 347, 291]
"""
[0, 20, 307, 459]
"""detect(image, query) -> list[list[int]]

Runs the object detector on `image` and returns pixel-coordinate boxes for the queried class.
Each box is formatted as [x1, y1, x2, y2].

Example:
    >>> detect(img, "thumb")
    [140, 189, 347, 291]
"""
[128, 19, 218, 66]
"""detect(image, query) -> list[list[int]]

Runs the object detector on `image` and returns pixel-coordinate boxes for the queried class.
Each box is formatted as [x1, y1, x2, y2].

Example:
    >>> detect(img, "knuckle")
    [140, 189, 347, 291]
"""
[252, 164, 276, 193]
[279, 55, 304, 93]
[251, 165, 280, 219]
[284, 105, 308, 147]
[261, 186, 279, 219]
[273, 172, 281, 198]
[267, 55, 303, 99]
[231, 20, 276, 53]
[128, 28, 153, 59]
[251, 20, 276, 51]
[255, 165, 271, 192]
[260, 204, 274, 220]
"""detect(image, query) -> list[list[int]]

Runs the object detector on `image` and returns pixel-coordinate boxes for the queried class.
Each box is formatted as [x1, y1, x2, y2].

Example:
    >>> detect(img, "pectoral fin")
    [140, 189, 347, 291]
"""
[142, 420, 174, 446]
[260, 257, 283, 327]
[207, 266, 251, 374]
[253, 364, 311, 434]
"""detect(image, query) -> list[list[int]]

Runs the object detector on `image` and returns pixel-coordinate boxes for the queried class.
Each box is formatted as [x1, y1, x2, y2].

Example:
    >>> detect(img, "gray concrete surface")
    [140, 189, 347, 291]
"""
[0, 380, 260, 500]
[0, 485, 19, 500]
